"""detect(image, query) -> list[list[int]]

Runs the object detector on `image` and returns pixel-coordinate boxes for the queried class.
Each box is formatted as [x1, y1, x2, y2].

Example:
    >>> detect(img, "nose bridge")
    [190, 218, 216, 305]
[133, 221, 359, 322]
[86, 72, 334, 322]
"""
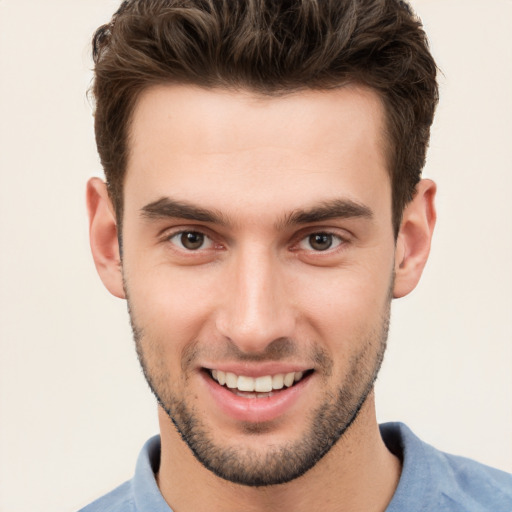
[217, 241, 294, 352]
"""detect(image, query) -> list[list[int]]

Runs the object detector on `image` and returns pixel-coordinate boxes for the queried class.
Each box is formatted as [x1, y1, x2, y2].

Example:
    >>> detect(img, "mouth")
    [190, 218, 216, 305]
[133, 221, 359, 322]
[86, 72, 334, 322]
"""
[205, 368, 314, 398]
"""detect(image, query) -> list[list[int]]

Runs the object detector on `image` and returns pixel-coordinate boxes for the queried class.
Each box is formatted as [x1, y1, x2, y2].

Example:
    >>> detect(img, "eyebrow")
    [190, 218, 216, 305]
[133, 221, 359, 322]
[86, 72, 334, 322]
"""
[278, 198, 373, 228]
[141, 197, 229, 225]
[141, 196, 373, 227]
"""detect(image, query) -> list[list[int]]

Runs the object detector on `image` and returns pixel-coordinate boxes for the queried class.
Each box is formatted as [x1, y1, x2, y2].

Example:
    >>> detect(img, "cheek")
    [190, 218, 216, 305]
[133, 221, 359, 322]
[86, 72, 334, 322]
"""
[291, 263, 393, 346]
[125, 262, 219, 347]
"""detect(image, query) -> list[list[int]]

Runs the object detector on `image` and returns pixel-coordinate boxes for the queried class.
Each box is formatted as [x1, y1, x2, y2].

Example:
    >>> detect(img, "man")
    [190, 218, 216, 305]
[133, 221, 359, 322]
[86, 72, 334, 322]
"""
[82, 0, 512, 511]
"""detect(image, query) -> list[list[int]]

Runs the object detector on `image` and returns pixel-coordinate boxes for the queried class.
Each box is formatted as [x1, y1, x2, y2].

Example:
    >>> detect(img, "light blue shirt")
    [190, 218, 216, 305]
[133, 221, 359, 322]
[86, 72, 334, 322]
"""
[79, 423, 512, 511]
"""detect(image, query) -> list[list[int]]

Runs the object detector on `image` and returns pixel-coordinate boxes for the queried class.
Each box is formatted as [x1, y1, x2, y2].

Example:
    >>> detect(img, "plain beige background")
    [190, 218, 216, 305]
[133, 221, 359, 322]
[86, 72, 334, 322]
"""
[0, 1, 511, 511]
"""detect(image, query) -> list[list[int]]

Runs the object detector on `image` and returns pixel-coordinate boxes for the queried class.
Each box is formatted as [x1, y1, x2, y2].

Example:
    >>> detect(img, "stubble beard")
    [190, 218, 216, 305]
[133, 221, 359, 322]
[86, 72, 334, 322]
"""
[128, 297, 391, 487]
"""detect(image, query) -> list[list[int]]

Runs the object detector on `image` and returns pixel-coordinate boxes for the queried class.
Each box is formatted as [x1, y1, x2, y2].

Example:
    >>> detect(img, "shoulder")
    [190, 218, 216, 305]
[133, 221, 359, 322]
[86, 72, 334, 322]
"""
[77, 435, 170, 512]
[78, 480, 136, 512]
[381, 422, 512, 511]
[436, 450, 512, 509]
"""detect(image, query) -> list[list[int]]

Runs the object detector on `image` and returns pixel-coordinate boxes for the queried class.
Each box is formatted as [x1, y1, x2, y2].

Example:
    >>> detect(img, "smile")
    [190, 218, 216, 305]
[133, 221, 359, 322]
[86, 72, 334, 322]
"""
[202, 367, 314, 422]
[209, 369, 312, 396]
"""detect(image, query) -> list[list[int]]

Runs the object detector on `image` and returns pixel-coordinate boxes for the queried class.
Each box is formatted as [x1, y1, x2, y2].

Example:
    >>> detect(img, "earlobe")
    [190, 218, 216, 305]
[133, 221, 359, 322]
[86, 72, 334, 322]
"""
[393, 179, 436, 299]
[86, 177, 126, 299]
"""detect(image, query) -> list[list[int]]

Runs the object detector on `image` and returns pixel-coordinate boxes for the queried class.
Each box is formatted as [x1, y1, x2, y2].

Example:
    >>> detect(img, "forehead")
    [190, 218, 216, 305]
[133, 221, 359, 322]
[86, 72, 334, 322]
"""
[124, 84, 391, 224]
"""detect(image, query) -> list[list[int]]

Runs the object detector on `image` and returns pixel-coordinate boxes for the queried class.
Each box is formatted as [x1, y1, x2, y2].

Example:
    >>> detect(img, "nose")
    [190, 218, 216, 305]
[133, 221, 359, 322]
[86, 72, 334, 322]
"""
[215, 243, 296, 354]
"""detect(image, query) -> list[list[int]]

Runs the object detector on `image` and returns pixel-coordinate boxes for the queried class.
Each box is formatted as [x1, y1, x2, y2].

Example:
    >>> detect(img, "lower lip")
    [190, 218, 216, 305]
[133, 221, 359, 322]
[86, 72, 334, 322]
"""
[202, 371, 312, 423]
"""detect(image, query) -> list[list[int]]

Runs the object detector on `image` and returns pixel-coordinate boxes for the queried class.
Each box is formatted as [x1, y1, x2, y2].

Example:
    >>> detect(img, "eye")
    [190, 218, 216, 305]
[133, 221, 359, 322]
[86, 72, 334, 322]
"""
[169, 231, 214, 251]
[298, 232, 343, 252]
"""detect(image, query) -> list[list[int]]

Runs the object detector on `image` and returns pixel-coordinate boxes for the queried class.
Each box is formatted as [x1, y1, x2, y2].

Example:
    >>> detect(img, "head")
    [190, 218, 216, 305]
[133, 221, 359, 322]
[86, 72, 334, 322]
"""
[92, 0, 438, 237]
[87, 0, 438, 488]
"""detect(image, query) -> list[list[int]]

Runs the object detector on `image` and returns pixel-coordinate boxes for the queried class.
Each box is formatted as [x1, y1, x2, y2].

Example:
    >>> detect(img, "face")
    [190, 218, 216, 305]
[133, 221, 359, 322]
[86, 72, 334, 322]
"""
[121, 85, 397, 486]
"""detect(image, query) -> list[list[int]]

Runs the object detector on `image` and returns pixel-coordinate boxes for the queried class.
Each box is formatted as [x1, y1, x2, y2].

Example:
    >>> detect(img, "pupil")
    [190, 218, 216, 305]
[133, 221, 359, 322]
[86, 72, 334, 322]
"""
[181, 232, 204, 250]
[310, 233, 332, 251]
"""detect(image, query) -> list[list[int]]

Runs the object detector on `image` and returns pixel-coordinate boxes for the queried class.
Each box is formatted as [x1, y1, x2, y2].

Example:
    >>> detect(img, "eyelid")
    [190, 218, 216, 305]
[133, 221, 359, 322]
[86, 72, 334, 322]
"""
[159, 225, 351, 254]
[170, 231, 214, 250]
[291, 228, 352, 253]
[161, 226, 221, 250]
[299, 233, 342, 250]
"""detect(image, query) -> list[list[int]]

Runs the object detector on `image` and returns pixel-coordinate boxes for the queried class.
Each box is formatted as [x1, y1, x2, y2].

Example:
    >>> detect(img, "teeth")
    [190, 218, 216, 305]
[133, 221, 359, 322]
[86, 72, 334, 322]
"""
[283, 372, 295, 387]
[211, 369, 307, 392]
[237, 375, 255, 392]
[225, 372, 238, 389]
[272, 374, 284, 389]
[255, 376, 273, 393]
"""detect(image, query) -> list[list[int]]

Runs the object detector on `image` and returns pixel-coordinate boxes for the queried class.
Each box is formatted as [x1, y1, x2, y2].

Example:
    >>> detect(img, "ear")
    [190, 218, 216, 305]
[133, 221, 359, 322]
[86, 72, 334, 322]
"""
[86, 177, 125, 299]
[393, 179, 436, 299]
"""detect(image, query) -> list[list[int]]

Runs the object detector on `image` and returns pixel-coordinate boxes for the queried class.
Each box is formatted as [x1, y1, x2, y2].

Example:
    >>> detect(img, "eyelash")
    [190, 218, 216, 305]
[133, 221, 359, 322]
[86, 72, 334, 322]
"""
[295, 232, 345, 252]
[163, 228, 349, 255]
[166, 230, 218, 251]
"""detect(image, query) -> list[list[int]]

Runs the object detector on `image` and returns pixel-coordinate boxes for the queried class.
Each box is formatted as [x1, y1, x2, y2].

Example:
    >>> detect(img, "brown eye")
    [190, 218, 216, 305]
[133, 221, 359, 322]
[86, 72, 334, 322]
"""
[180, 231, 205, 250]
[308, 233, 333, 251]
[169, 231, 213, 251]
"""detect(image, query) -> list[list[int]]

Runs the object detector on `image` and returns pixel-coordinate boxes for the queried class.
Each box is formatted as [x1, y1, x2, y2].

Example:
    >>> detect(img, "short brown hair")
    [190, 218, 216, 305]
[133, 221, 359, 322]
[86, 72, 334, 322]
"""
[92, 0, 438, 235]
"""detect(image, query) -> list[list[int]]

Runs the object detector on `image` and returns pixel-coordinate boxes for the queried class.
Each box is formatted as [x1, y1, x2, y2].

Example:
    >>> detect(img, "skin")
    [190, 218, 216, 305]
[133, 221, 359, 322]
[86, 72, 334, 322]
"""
[87, 84, 436, 512]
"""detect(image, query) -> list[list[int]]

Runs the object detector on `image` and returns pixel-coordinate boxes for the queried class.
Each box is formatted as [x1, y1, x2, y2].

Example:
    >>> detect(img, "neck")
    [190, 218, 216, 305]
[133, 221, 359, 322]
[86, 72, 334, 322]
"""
[156, 393, 401, 512]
